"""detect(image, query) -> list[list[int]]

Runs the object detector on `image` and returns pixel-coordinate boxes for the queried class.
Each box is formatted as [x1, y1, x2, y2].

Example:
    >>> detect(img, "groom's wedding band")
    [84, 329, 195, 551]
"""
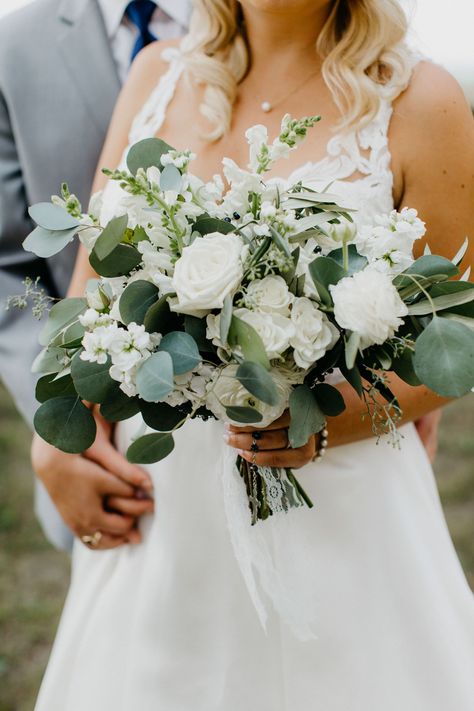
[81, 531, 103, 548]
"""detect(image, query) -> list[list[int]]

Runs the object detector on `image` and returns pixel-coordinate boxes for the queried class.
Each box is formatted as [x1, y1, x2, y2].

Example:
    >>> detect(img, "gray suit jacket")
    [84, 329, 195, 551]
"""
[0, 0, 121, 550]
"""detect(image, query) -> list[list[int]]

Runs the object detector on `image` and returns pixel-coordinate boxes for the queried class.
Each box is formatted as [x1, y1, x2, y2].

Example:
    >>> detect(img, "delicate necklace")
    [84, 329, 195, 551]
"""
[259, 68, 320, 113]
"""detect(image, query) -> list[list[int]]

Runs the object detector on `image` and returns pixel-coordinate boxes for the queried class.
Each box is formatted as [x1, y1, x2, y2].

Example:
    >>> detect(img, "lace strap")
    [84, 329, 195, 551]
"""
[128, 46, 185, 145]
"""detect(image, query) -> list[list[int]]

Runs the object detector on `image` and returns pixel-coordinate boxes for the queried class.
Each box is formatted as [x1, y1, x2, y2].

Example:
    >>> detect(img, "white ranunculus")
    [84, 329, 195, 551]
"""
[330, 269, 408, 349]
[206, 364, 291, 427]
[234, 307, 295, 360]
[289, 297, 339, 369]
[171, 233, 244, 316]
[244, 275, 294, 316]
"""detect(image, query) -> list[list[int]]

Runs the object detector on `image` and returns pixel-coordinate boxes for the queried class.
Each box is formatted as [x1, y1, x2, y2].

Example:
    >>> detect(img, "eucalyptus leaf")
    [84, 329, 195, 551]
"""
[406, 288, 474, 316]
[39, 297, 87, 346]
[193, 216, 235, 235]
[100, 391, 141, 422]
[140, 400, 189, 431]
[29, 202, 80, 231]
[89, 243, 142, 277]
[345, 332, 361, 370]
[228, 316, 270, 369]
[35, 373, 76, 403]
[144, 294, 179, 335]
[32, 346, 68, 375]
[313, 383, 346, 416]
[428, 281, 474, 318]
[184, 315, 215, 353]
[220, 294, 233, 346]
[93, 214, 129, 261]
[23, 225, 78, 259]
[126, 137, 175, 175]
[71, 355, 117, 403]
[34, 396, 96, 453]
[136, 351, 174, 402]
[158, 331, 201, 374]
[119, 280, 159, 325]
[288, 385, 326, 448]
[339, 363, 363, 396]
[236, 361, 279, 406]
[413, 316, 474, 397]
[394, 255, 459, 290]
[309, 256, 347, 306]
[127, 432, 175, 464]
[225, 406, 263, 424]
[391, 348, 421, 386]
[160, 164, 182, 192]
[327, 245, 368, 275]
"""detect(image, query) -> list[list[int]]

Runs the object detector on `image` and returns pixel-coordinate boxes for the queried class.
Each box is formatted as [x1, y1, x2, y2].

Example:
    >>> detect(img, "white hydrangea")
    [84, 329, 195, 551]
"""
[289, 298, 339, 369]
[330, 269, 409, 350]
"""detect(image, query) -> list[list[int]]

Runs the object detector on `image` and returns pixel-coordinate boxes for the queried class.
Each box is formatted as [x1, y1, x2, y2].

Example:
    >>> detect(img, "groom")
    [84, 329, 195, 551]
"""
[0, 0, 191, 550]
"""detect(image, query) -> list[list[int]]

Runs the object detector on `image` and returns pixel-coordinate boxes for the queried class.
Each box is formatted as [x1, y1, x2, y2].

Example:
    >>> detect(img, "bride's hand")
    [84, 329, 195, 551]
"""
[31, 410, 155, 549]
[224, 411, 316, 469]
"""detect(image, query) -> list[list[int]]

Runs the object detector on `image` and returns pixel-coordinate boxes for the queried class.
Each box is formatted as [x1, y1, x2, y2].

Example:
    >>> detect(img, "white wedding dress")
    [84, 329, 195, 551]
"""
[35, 49, 474, 711]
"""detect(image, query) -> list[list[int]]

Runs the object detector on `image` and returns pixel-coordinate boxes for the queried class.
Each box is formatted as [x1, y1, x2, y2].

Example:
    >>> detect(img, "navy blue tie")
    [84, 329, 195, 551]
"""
[126, 0, 158, 63]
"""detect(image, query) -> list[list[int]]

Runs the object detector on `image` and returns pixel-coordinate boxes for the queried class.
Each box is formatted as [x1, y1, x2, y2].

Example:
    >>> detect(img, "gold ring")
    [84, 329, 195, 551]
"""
[81, 531, 103, 548]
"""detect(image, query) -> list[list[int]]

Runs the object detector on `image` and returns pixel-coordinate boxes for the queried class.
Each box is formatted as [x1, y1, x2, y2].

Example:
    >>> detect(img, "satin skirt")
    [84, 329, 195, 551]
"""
[35, 417, 474, 711]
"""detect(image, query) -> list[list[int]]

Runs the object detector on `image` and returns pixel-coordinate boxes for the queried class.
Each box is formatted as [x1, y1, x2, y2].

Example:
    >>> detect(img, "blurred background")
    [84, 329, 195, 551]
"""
[0, 1, 473, 709]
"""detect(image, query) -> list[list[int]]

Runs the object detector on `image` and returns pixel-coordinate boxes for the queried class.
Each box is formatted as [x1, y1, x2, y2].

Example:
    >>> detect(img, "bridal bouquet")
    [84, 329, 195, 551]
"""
[22, 114, 474, 525]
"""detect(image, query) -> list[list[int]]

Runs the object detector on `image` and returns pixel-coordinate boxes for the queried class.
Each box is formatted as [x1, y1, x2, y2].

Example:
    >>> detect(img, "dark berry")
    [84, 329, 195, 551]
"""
[233, 212, 241, 220]
[224, 217, 231, 223]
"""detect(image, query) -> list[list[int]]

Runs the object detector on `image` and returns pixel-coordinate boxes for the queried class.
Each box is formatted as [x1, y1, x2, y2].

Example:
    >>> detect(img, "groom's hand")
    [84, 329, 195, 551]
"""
[31, 412, 155, 549]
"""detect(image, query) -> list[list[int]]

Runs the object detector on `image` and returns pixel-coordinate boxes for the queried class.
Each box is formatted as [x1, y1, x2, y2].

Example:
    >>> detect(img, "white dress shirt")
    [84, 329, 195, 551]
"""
[97, 0, 191, 83]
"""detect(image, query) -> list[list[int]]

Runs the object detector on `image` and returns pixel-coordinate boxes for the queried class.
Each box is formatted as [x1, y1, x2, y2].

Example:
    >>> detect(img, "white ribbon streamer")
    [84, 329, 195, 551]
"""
[221, 445, 320, 641]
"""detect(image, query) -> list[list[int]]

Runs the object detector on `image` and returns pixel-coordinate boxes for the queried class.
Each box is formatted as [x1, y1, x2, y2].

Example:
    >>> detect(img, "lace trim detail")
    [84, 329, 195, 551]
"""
[128, 47, 185, 145]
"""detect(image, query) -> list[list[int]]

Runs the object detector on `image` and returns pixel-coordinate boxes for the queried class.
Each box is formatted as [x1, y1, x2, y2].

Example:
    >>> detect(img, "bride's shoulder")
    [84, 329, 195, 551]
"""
[393, 60, 471, 128]
[124, 38, 182, 101]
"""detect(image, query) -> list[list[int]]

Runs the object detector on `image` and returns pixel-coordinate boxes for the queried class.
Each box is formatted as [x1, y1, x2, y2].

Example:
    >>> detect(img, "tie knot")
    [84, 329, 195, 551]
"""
[125, 0, 157, 33]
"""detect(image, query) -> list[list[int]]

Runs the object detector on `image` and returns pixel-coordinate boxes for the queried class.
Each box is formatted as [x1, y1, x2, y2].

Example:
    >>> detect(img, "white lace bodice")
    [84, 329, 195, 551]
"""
[103, 45, 422, 228]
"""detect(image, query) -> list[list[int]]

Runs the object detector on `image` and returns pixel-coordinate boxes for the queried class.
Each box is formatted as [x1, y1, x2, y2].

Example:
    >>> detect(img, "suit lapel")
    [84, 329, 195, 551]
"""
[57, 0, 121, 134]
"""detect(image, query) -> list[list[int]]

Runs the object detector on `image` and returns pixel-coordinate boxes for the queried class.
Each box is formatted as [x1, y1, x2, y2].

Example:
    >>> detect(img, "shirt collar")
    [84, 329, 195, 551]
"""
[97, 0, 191, 38]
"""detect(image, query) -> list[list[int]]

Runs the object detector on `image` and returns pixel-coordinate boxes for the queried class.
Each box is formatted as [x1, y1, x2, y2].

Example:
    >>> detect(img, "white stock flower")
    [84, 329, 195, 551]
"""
[357, 207, 426, 267]
[233, 307, 295, 360]
[246, 124, 268, 172]
[244, 275, 294, 316]
[289, 297, 339, 369]
[330, 269, 408, 349]
[171, 233, 244, 316]
[80, 323, 120, 364]
[78, 215, 101, 252]
[206, 364, 291, 427]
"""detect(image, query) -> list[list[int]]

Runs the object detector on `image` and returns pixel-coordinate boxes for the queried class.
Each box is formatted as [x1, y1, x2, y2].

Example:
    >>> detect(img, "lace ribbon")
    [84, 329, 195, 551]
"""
[221, 445, 320, 640]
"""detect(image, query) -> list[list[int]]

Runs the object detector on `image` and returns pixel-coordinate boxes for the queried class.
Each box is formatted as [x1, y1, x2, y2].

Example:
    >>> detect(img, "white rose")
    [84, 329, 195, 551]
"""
[206, 364, 291, 427]
[244, 275, 294, 316]
[234, 307, 295, 360]
[171, 233, 244, 316]
[330, 269, 408, 349]
[289, 298, 339, 369]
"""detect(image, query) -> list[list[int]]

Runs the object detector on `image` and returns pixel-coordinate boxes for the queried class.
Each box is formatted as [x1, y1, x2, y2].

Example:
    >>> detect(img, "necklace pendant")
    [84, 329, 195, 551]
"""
[261, 101, 272, 113]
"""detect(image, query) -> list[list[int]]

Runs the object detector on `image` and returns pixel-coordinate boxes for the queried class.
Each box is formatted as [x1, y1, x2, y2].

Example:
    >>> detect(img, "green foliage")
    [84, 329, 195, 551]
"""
[89, 243, 142, 277]
[34, 396, 96, 453]
[327, 244, 367, 275]
[139, 401, 188, 431]
[158, 331, 201, 375]
[219, 295, 233, 346]
[160, 164, 182, 192]
[288, 384, 325, 448]
[28, 202, 80, 231]
[23, 226, 78, 259]
[126, 137, 175, 175]
[93, 215, 129, 260]
[100, 391, 141, 422]
[225, 406, 263, 423]
[71, 355, 117, 403]
[193, 216, 235, 235]
[308, 256, 347, 306]
[144, 294, 178, 335]
[119, 280, 159, 325]
[136, 351, 174, 402]
[38, 297, 87, 347]
[35, 373, 76, 403]
[228, 316, 270, 369]
[236, 361, 279, 406]
[312, 383, 346, 416]
[126, 432, 175, 464]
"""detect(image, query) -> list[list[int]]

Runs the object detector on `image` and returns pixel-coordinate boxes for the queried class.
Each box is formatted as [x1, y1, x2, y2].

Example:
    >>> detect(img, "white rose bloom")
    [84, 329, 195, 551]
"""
[206, 364, 291, 427]
[289, 298, 339, 369]
[233, 307, 295, 360]
[171, 233, 244, 316]
[330, 269, 408, 349]
[244, 275, 294, 316]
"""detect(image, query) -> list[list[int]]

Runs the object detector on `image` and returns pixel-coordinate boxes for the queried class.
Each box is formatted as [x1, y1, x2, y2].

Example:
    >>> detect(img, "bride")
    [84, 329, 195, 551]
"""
[33, 0, 474, 709]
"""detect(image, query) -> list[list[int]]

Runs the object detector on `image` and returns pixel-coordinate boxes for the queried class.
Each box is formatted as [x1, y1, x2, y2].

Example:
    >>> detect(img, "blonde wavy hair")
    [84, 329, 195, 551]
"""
[181, 0, 413, 141]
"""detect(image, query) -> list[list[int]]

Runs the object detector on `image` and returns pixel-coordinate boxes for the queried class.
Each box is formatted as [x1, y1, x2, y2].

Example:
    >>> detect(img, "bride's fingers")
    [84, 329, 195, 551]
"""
[79, 533, 130, 551]
[226, 409, 291, 434]
[237, 437, 315, 469]
[225, 428, 288, 451]
[86, 432, 153, 491]
[105, 496, 155, 518]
